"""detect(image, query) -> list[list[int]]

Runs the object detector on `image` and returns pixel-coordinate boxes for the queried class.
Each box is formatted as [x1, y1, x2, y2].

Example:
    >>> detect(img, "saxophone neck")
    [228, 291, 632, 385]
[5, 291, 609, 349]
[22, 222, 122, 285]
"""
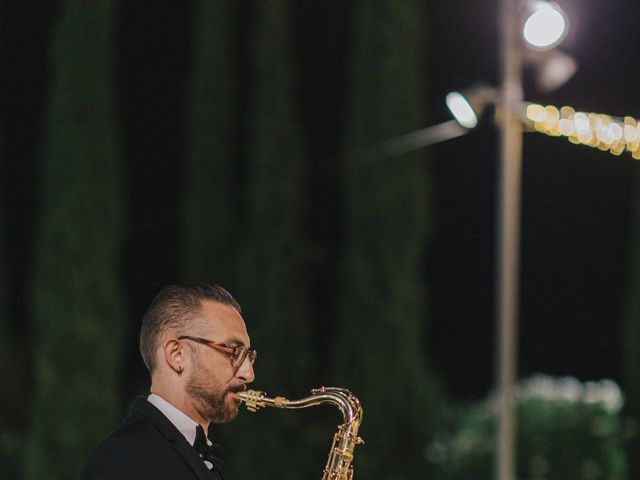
[237, 387, 363, 425]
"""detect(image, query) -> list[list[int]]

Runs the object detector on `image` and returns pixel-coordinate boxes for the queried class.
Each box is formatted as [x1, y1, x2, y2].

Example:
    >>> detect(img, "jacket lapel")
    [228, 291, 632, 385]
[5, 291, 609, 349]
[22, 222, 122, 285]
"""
[130, 397, 219, 480]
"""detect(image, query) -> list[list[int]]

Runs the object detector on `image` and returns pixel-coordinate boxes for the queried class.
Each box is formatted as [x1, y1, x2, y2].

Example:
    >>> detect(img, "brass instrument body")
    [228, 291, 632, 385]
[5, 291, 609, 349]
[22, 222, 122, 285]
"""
[237, 387, 364, 480]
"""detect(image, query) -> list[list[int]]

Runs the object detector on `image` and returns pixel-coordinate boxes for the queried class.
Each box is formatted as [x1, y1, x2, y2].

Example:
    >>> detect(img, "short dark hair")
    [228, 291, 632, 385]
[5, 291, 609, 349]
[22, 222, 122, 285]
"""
[139, 284, 241, 373]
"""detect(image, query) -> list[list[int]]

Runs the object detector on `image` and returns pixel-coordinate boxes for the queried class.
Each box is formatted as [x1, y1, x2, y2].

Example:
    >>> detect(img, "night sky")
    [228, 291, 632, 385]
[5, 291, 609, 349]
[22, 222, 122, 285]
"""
[426, 0, 640, 397]
[3, 0, 640, 402]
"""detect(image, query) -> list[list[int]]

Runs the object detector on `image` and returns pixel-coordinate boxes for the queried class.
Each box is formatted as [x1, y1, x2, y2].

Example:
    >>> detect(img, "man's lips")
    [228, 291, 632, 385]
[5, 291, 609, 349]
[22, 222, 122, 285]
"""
[227, 385, 246, 401]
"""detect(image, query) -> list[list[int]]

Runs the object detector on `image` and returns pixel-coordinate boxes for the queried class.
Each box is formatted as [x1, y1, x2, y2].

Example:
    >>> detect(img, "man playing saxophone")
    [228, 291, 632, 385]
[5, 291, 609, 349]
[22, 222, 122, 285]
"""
[81, 284, 256, 480]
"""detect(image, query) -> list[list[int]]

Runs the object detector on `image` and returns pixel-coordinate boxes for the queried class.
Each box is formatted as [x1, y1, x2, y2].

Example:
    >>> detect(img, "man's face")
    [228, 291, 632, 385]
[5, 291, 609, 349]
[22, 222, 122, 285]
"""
[184, 301, 255, 424]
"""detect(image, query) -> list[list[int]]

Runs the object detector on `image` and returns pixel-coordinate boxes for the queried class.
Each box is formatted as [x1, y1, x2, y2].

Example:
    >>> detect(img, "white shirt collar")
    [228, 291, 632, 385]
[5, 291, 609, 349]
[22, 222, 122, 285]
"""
[147, 393, 215, 469]
[147, 393, 199, 446]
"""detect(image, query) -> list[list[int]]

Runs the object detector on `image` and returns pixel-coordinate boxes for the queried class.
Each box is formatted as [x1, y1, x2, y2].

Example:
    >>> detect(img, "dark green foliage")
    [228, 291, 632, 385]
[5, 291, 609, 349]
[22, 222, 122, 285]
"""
[0, 181, 14, 479]
[24, 1, 125, 479]
[0, 161, 6, 475]
[236, 0, 309, 392]
[622, 169, 640, 480]
[332, 1, 440, 477]
[219, 1, 316, 478]
[429, 376, 628, 480]
[181, 0, 239, 285]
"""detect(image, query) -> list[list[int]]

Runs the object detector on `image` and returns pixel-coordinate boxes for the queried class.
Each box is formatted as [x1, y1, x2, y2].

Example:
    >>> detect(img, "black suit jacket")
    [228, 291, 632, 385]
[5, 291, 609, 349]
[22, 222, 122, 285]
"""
[80, 397, 224, 480]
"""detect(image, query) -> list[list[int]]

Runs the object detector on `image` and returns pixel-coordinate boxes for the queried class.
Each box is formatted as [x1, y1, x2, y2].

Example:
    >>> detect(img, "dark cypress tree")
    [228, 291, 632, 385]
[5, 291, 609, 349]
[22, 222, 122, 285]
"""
[236, 0, 309, 393]
[0, 182, 16, 480]
[622, 174, 640, 480]
[181, 0, 239, 285]
[0, 179, 8, 476]
[225, 1, 316, 478]
[332, 1, 439, 478]
[24, 1, 125, 478]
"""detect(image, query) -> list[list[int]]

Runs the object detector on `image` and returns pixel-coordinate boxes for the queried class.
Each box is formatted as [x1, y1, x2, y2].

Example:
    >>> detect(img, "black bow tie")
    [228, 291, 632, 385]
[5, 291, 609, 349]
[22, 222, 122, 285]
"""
[194, 425, 225, 477]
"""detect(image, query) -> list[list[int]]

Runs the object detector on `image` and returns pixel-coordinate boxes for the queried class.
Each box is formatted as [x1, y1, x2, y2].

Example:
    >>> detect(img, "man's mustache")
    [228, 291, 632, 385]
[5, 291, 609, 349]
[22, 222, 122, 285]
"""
[228, 384, 247, 393]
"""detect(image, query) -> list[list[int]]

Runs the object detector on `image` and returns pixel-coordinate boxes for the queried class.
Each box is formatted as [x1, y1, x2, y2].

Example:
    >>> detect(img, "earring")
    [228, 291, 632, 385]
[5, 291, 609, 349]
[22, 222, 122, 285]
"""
[177, 366, 183, 375]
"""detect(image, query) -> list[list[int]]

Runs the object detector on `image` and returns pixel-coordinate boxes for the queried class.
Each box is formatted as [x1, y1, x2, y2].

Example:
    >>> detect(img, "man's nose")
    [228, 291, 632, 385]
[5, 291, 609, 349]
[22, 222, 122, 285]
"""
[236, 357, 255, 383]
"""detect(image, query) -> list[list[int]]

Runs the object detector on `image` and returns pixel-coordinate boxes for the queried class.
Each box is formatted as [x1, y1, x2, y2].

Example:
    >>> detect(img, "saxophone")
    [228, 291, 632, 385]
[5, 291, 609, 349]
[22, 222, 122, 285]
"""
[237, 387, 364, 480]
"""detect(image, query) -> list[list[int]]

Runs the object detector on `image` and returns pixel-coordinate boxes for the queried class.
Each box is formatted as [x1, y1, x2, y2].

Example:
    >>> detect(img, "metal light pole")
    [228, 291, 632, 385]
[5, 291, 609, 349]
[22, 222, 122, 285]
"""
[496, 0, 523, 480]
[363, 10, 570, 480]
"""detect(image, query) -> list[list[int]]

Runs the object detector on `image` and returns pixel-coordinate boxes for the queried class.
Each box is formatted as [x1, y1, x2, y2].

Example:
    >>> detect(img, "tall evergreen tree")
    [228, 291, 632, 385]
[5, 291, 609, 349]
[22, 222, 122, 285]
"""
[24, 1, 125, 479]
[332, 1, 439, 478]
[0, 167, 9, 477]
[181, 0, 239, 285]
[0, 178, 17, 480]
[226, 1, 317, 478]
[623, 173, 640, 480]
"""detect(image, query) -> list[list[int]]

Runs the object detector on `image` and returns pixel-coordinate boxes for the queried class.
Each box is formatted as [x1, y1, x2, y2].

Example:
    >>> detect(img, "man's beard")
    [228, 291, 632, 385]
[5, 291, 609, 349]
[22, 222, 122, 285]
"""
[185, 361, 240, 424]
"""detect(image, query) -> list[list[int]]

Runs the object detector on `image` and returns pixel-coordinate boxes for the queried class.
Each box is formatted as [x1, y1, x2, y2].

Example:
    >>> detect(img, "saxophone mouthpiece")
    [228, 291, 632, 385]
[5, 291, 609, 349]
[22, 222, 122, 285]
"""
[238, 389, 289, 412]
[237, 389, 266, 412]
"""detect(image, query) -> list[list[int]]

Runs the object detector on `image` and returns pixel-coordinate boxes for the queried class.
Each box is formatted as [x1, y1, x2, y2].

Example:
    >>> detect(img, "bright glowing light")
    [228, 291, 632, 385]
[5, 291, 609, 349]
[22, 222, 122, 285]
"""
[446, 92, 478, 128]
[611, 142, 625, 156]
[544, 105, 560, 133]
[523, 2, 568, 49]
[526, 103, 546, 122]
[558, 119, 574, 136]
[574, 113, 590, 135]
[624, 117, 639, 142]
[596, 124, 613, 145]
[625, 125, 639, 143]
[526, 102, 640, 158]
[610, 123, 623, 141]
[560, 106, 575, 119]
[578, 130, 593, 144]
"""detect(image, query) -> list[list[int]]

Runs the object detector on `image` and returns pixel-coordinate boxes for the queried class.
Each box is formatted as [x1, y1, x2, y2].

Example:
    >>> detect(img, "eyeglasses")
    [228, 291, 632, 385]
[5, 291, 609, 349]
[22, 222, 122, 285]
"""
[178, 335, 257, 368]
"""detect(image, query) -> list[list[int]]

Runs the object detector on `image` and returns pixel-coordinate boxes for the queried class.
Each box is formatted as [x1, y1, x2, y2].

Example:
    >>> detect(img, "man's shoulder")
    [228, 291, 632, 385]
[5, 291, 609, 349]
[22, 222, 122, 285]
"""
[80, 399, 176, 479]
[100, 410, 165, 450]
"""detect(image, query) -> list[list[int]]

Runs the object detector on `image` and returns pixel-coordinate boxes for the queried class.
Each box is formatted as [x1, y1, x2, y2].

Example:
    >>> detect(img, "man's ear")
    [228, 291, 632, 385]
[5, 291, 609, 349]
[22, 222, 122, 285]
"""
[163, 338, 184, 375]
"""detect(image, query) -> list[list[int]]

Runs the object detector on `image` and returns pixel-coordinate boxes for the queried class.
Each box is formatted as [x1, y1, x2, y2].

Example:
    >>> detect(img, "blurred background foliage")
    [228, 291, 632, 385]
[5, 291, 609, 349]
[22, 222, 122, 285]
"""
[1, 0, 639, 479]
[24, 1, 126, 479]
[429, 375, 628, 480]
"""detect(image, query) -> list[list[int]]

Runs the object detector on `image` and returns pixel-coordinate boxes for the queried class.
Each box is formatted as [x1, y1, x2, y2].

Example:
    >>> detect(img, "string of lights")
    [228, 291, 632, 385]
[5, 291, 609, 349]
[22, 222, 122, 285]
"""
[526, 103, 640, 158]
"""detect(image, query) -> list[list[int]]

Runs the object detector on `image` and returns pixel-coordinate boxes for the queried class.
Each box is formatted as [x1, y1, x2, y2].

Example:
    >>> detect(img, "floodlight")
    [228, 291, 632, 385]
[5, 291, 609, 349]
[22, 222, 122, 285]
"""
[525, 49, 577, 92]
[446, 92, 478, 128]
[522, 1, 568, 50]
[446, 85, 498, 129]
